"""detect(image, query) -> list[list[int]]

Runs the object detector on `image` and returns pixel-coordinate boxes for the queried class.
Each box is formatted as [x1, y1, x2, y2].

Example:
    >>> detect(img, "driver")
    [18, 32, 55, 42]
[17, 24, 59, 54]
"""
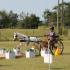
[47, 26, 56, 41]
[46, 26, 57, 47]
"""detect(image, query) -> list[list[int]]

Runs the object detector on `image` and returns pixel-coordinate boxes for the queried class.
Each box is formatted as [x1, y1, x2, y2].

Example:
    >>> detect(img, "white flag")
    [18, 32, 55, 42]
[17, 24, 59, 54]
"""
[44, 53, 52, 64]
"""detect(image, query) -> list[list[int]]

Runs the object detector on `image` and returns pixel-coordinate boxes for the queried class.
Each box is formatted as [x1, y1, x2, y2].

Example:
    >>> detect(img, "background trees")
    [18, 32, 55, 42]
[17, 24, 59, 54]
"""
[0, 10, 18, 28]
[43, 2, 70, 28]
[23, 14, 40, 29]
[0, 2, 69, 29]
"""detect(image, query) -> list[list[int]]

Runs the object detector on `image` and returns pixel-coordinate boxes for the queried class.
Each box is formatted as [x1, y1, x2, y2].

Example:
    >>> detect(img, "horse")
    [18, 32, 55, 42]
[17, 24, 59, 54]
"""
[13, 32, 41, 44]
[13, 32, 51, 55]
[13, 32, 64, 55]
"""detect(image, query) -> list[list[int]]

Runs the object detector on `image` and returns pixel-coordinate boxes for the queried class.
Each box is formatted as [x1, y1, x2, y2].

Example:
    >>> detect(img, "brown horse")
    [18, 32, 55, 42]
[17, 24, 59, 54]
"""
[31, 36, 48, 55]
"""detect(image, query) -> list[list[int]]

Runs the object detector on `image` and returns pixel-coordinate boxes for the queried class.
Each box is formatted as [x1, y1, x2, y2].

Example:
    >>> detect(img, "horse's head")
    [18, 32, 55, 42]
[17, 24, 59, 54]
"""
[13, 32, 18, 41]
[13, 32, 29, 41]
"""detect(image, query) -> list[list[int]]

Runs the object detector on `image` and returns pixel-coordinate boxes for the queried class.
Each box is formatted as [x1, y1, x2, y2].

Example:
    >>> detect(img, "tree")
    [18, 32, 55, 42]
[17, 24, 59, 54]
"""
[19, 11, 26, 20]
[0, 10, 18, 28]
[43, 9, 51, 24]
[53, 2, 70, 27]
[43, 2, 70, 27]
[22, 14, 40, 29]
[0, 10, 10, 28]
[64, 2, 70, 27]
[43, 9, 57, 26]
[9, 11, 18, 28]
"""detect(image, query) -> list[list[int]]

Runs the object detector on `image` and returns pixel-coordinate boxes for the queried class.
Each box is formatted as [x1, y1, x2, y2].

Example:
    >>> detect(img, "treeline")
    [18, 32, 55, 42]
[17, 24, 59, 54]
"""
[43, 2, 70, 27]
[0, 11, 41, 29]
[0, 2, 70, 29]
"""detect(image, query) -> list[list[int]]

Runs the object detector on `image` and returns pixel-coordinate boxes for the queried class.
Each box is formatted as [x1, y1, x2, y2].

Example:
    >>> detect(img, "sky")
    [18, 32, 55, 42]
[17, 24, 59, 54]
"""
[0, 0, 69, 20]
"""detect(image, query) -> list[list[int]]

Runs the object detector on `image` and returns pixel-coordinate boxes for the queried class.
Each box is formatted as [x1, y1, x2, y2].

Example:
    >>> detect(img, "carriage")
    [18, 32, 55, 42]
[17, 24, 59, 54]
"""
[13, 32, 64, 55]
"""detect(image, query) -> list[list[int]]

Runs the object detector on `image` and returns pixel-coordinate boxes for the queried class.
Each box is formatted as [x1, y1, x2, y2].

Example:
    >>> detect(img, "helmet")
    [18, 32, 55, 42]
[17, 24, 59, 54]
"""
[50, 26, 54, 30]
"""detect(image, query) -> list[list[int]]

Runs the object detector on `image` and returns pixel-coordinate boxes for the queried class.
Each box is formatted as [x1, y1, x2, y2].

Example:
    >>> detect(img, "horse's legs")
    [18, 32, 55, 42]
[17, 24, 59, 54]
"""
[38, 44, 41, 55]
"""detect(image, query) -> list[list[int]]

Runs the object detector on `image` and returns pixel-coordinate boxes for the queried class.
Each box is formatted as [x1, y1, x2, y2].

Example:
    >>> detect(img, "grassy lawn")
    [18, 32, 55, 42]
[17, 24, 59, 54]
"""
[0, 28, 47, 41]
[0, 41, 70, 70]
[0, 28, 70, 41]
[0, 27, 69, 70]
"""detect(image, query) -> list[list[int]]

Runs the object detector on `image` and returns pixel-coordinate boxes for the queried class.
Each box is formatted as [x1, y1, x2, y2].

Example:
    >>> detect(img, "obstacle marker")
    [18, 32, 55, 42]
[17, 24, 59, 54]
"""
[25, 49, 35, 58]
[44, 52, 52, 64]
[5, 51, 15, 59]
[13, 48, 20, 56]
[55, 48, 61, 56]
[41, 48, 47, 57]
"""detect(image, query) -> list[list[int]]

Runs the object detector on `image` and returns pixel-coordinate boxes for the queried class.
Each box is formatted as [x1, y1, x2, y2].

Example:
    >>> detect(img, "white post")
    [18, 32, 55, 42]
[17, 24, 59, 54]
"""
[48, 40, 51, 70]
[57, 0, 59, 34]
[0, 15, 2, 40]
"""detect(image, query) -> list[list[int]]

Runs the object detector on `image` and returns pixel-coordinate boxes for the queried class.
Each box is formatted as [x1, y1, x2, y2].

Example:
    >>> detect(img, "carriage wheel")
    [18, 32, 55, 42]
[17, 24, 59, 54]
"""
[50, 40, 64, 55]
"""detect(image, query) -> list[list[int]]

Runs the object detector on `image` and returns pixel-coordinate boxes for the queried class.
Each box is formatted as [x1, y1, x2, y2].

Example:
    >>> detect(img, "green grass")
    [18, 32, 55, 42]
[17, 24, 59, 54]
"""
[0, 27, 70, 41]
[0, 28, 48, 41]
[0, 41, 70, 70]
[0, 27, 70, 70]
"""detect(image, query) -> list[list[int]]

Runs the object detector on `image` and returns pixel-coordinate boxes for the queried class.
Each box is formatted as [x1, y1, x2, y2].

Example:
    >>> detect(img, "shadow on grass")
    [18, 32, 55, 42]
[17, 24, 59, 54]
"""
[35, 54, 41, 57]
[62, 52, 70, 55]
[0, 64, 12, 67]
[52, 67, 64, 70]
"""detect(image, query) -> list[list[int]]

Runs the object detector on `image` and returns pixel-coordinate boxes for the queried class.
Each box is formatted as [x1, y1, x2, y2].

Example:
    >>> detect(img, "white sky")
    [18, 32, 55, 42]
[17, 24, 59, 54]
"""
[0, 0, 69, 20]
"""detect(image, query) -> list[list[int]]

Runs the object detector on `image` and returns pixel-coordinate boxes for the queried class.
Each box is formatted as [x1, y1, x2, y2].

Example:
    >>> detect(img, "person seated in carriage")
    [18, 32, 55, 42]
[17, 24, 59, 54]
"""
[42, 26, 64, 55]
[44, 26, 58, 49]
[47, 26, 56, 42]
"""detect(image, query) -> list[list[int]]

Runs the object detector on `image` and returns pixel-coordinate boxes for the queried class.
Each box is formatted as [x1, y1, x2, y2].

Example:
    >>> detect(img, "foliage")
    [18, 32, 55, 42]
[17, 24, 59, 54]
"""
[0, 11, 41, 29]
[43, 2, 70, 27]
[8, 11, 18, 28]
[0, 10, 18, 28]
[20, 14, 40, 29]
[64, 2, 70, 26]
[0, 2, 70, 29]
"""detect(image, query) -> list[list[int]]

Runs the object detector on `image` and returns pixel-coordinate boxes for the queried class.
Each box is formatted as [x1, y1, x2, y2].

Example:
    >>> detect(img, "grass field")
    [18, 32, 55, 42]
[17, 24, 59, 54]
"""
[0, 26, 70, 41]
[0, 27, 70, 70]
[0, 41, 70, 70]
